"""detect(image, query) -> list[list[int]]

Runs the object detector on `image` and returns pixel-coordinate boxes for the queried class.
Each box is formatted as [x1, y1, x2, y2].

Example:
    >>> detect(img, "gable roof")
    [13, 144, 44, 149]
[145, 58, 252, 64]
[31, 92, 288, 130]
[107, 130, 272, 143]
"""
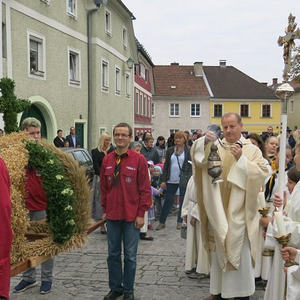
[203, 66, 276, 99]
[136, 38, 154, 67]
[153, 65, 210, 97]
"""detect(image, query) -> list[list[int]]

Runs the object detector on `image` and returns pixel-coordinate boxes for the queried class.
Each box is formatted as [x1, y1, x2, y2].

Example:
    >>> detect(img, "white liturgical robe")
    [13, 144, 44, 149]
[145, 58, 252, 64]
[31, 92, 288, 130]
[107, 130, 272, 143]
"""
[191, 136, 269, 298]
[181, 176, 210, 274]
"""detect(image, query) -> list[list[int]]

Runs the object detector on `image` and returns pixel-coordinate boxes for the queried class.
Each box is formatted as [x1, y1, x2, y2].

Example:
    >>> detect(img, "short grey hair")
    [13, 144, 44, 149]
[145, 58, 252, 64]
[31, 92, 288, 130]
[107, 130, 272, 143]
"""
[221, 112, 242, 124]
[21, 117, 41, 130]
[131, 142, 142, 150]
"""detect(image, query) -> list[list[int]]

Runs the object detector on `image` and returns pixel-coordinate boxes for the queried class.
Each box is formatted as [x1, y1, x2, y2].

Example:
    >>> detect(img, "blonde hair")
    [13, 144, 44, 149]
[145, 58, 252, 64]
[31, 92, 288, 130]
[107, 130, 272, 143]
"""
[174, 131, 188, 143]
[21, 117, 41, 130]
[97, 132, 111, 152]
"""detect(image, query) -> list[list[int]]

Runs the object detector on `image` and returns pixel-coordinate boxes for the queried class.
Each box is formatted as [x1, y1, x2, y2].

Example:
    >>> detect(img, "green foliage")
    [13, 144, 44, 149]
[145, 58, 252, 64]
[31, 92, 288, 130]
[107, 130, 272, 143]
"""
[0, 77, 30, 133]
[25, 140, 76, 244]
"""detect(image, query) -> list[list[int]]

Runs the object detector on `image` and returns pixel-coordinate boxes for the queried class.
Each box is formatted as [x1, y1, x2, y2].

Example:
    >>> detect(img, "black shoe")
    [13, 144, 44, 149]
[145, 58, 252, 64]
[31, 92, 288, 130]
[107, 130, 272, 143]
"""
[103, 290, 123, 300]
[123, 292, 134, 300]
[140, 233, 154, 241]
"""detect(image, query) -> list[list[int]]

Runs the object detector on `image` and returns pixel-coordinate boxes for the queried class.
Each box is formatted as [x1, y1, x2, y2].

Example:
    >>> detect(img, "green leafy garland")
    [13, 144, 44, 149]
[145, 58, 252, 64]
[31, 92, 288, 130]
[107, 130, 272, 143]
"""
[25, 140, 76, 244]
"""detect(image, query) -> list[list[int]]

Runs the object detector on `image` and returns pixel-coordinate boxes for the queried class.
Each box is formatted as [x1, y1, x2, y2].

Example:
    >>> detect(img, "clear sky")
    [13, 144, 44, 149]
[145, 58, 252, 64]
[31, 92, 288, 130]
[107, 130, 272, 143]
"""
[123, 0, 300, 85]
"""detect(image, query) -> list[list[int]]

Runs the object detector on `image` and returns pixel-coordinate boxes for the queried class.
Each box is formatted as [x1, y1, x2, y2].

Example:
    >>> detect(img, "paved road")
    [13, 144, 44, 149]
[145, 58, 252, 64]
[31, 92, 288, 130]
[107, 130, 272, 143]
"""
[10, 215, 265, 300]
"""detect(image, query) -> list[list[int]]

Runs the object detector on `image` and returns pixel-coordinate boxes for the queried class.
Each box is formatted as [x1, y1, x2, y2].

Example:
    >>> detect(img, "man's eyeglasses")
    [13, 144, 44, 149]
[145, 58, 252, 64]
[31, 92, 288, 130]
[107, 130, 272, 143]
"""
[114, 134, 130, 138]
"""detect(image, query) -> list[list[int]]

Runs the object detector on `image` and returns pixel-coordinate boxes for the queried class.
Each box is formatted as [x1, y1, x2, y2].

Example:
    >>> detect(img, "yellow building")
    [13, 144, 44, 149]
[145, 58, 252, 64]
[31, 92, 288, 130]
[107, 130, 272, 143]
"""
[204, 61, 281, 135]
[287, 80, 300, 131]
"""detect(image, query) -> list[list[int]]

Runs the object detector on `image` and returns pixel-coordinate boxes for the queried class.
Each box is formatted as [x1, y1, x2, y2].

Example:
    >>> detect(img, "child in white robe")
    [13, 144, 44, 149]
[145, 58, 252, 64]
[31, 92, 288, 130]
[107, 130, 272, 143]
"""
[280, 246, 300, 300]
[181, 176, 210, 278]
[264, 164, 300, 300]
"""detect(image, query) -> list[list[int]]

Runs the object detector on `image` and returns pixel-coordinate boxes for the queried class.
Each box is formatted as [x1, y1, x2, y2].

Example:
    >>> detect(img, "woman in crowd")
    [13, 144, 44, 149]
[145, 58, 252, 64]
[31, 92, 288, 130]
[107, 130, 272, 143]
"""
[91, 132, 114, 233]
[248, 133, 268, 160]
[155, 136, 167, 163]
[264, 136, 279, 162]
[156, 131, 192, 231]
[140, 136, 160, 165]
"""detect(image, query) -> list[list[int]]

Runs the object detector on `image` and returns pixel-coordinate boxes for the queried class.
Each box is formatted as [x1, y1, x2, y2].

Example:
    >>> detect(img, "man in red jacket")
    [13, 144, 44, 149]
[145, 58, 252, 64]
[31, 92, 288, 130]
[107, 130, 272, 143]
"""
[0, 158, 12, 300]
[100, 123, 151, 300]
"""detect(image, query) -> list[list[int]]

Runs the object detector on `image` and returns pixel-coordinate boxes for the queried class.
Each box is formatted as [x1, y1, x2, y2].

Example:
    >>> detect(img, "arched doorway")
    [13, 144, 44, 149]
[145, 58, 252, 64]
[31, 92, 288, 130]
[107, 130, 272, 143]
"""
[20, 104, 47, 138]
[18, 95, 57, 142]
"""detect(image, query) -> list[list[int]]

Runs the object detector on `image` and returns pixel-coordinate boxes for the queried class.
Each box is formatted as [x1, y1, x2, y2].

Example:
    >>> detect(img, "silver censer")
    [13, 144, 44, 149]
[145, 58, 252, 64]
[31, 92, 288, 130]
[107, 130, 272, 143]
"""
[207, 143, 223, 184]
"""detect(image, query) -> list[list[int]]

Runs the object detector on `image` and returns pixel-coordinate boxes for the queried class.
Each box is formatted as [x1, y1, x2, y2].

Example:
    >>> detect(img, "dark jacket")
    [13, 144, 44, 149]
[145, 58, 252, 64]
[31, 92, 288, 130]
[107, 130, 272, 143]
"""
[161, 146, 192, 186]
[65, 134, 80, 147]
[91, 146, 114, 176]
[288, 135, 296, 148]
[53, 136, 65, 148]
[140, 145, 159, 164]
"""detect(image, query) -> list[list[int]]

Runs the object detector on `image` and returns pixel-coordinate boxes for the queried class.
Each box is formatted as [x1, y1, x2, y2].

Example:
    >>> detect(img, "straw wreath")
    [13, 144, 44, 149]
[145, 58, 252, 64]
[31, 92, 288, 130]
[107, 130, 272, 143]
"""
[0, 132, 91, 264]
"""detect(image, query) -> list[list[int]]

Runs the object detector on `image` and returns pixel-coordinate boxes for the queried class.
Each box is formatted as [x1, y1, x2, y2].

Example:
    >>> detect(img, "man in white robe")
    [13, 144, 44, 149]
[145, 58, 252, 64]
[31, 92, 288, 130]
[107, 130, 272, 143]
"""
[191, 113, 269, 299]
[181, 175, 210, 276]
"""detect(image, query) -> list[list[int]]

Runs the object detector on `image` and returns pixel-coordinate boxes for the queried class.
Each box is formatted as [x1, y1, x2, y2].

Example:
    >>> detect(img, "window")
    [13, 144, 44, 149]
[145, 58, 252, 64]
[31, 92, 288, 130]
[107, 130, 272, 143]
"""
[190, 103, 201, 116]
[143, 95, 147, 116]
[125, 73, 130, 97]
[170, 129, 179, 135]
[115, 67, 121, 95]
[2, 23, 6, 58]
[135, 91, 139, 114]
[105, 10, 111, 35]
[262, 104, 271, 118]
[68, 49, 80, 86]
[67, 0, 77, 17]
[28, 32, 45, 78]
[101, 60, 109, 91]
[99, 127, 106, 135]
[148, 97, 151, 117]
[122, 27, 128, 48]
[152, 103, 155, 117]
[213, 104, 223, 117]
[240, 104, 249, 117]
[140, 64, 145, 80]
[170, 103, 179, 117]
[290, 100, 294, 113]
[139, 94, 143, 115]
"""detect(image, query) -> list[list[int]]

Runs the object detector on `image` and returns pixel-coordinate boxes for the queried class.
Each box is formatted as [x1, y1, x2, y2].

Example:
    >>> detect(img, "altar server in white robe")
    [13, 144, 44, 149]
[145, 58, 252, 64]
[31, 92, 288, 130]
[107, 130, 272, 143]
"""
[264, 162, 300, 300]
[191, 112, 269, 300]
[281, 246, 300, 300]
[181, 175, 210, 276]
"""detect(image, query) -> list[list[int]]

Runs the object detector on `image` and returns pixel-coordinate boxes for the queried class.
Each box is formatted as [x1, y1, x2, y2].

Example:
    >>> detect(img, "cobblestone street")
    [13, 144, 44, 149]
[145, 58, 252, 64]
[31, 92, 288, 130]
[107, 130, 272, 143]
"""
[10, 215, 265, 300]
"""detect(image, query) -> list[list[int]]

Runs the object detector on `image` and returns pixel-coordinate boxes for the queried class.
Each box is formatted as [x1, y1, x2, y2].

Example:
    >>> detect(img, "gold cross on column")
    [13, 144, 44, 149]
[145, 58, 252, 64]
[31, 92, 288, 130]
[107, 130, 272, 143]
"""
[278, 13, 300, 82]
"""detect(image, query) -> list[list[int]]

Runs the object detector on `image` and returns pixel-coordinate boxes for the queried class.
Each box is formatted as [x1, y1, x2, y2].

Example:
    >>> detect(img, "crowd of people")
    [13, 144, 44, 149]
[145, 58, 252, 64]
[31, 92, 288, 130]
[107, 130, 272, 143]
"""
[2, 117, 300, 300]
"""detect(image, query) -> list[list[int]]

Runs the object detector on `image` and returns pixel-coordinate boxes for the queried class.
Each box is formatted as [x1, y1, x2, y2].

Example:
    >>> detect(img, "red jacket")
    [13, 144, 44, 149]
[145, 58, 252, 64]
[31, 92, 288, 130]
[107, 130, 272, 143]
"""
[25, 167, 47, 211]
[100, 150, 151, 221]
[0, 158, 12, 300]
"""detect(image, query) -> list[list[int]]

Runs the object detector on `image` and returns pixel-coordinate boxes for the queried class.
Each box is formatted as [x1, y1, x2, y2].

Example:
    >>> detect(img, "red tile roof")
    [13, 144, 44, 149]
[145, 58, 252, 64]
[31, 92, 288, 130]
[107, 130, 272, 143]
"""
[153, 65, 210, 97]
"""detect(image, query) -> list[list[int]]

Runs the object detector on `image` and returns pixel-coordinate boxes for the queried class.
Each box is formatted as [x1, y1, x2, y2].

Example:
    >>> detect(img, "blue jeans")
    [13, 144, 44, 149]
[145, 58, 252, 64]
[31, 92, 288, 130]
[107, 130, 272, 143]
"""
[159, 183, 186, 225]
[23, 210, 54, 283]
[106, 220, 140, 293]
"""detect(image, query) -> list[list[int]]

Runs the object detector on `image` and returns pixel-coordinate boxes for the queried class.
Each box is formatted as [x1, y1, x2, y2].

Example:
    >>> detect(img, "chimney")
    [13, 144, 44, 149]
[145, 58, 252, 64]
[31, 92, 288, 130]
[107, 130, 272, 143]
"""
[193, 62, 203, 77]
[219, 60, 226, 68]
[170, 62, 179, 66]
[272, 78, 278, 85]
[261, 82, 268, 86]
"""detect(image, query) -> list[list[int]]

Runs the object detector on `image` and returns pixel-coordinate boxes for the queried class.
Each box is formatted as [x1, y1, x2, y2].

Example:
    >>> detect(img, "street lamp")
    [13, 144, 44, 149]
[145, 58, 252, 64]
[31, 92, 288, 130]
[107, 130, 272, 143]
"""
[126, 57, 134, 70]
